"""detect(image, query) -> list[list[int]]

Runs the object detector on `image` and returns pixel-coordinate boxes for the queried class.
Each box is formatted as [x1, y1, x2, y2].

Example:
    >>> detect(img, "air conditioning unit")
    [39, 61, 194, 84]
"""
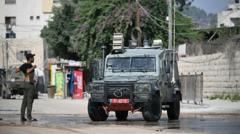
[113, 33, 124, 51]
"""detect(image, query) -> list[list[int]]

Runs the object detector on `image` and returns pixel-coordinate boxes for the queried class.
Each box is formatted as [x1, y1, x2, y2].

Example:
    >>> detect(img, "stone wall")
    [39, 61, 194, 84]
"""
[178, 38, 240, 97]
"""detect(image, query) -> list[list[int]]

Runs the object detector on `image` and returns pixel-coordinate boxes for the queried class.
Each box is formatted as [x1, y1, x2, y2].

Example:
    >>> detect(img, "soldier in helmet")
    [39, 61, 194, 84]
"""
[16, 53, 37, 122]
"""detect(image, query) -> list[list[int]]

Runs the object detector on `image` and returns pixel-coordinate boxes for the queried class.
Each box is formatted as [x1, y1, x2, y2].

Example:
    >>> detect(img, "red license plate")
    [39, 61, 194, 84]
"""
[110, 99, 129, 104]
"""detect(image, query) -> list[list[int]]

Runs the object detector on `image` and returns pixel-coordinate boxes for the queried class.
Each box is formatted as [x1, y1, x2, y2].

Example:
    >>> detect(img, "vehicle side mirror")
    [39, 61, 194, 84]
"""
[165, 66, 170, 74]
[164, 61, 170, 73]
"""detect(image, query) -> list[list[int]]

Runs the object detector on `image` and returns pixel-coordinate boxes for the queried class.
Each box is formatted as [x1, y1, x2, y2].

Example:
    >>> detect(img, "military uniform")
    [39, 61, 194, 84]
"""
[21, 82, 35, 120]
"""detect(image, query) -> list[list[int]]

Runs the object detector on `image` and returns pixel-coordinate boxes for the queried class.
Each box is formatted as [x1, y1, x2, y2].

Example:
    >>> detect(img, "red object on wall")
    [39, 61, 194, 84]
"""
[73, 69, 84, 99]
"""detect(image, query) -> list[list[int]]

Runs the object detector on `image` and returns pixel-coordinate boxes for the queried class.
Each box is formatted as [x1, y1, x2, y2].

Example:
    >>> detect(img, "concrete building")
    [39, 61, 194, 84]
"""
[218, 0, 240, 27]
[0, 0, 60, 70]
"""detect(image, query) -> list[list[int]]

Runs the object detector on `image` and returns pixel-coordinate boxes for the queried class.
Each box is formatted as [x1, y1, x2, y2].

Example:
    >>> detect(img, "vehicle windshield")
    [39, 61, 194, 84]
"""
[106, 57, 156, 72]
[107, 58, 131, 72]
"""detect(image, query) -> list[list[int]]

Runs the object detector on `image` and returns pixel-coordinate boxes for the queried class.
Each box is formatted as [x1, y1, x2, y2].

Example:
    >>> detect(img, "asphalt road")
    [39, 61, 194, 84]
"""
[1, 114, 240, 134]
[0, 96, 240, 134]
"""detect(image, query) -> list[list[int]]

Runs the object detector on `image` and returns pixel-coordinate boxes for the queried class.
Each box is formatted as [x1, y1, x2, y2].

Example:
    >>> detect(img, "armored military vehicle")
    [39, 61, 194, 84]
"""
[87, 33, 181, 122]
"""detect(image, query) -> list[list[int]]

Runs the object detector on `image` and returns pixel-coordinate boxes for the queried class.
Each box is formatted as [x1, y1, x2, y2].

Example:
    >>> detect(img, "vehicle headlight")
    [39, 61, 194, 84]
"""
[134, 83, 151, 93]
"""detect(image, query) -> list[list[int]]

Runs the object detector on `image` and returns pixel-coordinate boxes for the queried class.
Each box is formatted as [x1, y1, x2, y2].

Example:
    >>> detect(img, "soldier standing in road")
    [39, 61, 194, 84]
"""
[16, 53, 37, 122]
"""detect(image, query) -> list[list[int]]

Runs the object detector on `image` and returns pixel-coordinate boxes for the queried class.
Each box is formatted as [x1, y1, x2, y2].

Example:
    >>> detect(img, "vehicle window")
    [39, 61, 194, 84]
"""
[131, 57, 156, 72]
[106, 57, 156, 72]
[10, 70, 24, 80]
[107, 58, 130, 72]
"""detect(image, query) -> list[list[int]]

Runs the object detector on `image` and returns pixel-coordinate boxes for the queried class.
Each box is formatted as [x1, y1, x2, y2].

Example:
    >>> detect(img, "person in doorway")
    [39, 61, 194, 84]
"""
[16, 53, 37, 122]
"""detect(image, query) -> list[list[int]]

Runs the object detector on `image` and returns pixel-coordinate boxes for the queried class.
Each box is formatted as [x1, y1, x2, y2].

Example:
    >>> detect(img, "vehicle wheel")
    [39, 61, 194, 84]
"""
[115, 111, 128, 121]
[3, 91, 11, 99]
[0, 86, 2, 97]
[2, 91, 6, 99]
[88, 99, 108, 121]
[6, 93, 11, 99]
[142, 94, 162, 122]
[167, 101, 180, 120]
[3, 89, 11, 99]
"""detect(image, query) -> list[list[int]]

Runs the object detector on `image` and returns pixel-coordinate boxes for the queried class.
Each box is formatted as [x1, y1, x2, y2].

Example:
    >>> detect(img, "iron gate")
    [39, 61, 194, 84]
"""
[180, 73, 203, 104]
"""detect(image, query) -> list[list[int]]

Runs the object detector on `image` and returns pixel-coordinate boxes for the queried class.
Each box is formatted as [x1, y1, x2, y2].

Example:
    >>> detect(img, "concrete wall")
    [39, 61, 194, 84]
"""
[0, 38, 44, 70]
[179, 45, 240, 97]
[0, 0, 53, 39]
[0, 0, 57, 70]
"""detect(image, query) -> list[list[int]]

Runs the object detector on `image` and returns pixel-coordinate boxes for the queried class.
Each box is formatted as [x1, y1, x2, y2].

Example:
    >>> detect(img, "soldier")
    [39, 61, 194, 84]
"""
[16, 53, 37, 122]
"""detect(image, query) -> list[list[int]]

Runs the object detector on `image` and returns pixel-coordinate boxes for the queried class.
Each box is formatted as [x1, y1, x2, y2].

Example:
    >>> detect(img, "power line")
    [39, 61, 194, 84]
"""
[138, 2, 196, 36]
[139, 4, 190, 26]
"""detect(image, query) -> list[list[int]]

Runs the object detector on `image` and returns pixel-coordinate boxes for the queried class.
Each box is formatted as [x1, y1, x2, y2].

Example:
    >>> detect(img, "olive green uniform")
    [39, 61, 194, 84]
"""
[19, 63, 36, 121]
[21, 83, 36, 120]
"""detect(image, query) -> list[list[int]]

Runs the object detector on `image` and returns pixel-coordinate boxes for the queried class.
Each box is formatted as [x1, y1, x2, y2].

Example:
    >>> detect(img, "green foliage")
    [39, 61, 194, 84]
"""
[198, 26, 240, 41]
[41, 1, 79, 60]
[176, 0, 193, 10]
[41, 0, 198, 63]
[182, 6, 217, 28]
[208, 92, 240, 102]
[175, 11, 201, 43]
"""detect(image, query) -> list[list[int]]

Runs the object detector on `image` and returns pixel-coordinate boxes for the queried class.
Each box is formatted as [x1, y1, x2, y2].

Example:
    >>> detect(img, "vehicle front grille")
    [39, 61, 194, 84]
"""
[106, 83, 133, 99]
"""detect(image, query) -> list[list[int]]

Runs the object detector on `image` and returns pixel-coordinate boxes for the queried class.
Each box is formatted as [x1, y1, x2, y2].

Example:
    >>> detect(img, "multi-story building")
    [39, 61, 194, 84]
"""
[0, 0, 59, 70]
[218, 0, 240, 27]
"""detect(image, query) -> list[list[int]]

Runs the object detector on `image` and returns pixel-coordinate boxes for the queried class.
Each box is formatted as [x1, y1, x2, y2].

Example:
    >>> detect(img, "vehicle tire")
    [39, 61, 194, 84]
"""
[115, 111, 128, 121]
[3, 91, 11, 99]
[167, 101, 180, 120]
[142, 94, 162, 122]
[0, 86, 2, 97]
[2, 90, 6, 99]
[6, 93, 11, 99]
[88, 99, 108, 121]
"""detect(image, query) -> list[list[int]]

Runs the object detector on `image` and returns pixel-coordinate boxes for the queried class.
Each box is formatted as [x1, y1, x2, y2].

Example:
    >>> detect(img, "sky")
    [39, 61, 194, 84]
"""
[192, 0, 231, 14]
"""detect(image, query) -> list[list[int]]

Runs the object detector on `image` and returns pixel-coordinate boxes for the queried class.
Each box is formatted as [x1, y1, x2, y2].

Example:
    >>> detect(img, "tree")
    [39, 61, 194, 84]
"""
[41, 0, 198, 63]
[182, 6, 217, 28]
[41, 1, 79, 60]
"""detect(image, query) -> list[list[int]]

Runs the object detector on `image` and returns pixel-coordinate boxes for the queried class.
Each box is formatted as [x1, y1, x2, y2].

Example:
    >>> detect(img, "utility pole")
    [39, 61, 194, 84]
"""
[5, 24, 16, 80]
[101, 45, 106, 79]
[172, 0, 176, 84]
[168, 0, 173, 49]
[43, 39, 49, 93]
[136, 0, 142, 47]
[136, 0, 140, 29]
[1, 40, 5, 69]
[6, 41, 8, 80]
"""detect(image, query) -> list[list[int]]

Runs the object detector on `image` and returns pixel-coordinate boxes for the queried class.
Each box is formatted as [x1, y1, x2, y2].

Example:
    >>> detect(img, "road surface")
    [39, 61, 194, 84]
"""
[0, 96, 240, 134]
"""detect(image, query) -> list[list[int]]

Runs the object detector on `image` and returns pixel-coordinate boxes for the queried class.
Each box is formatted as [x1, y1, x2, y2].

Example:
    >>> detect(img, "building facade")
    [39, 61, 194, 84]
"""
[0, 0, 59, 70]
[218, 0, 240, 27]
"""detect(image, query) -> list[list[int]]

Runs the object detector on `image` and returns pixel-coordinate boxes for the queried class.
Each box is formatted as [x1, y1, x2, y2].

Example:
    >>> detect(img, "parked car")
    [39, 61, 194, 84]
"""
[2, 66, 25, 99]
[0, 69, 6, 97]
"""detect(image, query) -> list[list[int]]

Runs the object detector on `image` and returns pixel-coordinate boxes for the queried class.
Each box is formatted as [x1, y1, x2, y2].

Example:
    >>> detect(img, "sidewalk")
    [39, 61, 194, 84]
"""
[0, 95, 240, 115]
[181, 99, 240, 115]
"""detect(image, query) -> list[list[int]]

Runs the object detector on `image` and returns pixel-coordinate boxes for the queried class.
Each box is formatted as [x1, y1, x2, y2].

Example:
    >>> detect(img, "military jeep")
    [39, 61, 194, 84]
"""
[87, 35, 181, 122]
